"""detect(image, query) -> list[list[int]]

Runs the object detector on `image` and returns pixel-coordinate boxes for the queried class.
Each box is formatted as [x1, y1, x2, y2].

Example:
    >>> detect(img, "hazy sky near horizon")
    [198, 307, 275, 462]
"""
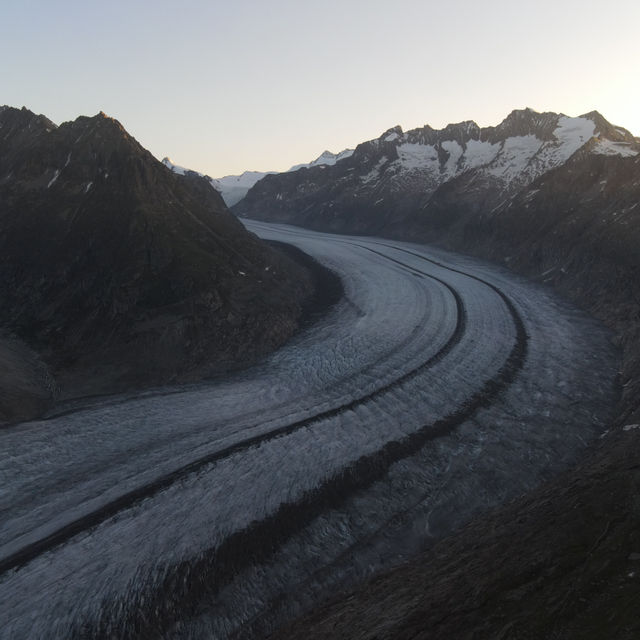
[3, 0, 639, 176]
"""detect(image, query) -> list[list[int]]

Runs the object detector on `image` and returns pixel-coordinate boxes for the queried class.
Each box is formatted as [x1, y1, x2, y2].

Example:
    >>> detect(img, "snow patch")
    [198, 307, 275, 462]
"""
[487, 135, 544, 180]
[162, 157, 189, 176]
[47, 169, 60, 188]
[394, 138, 500, 176]
[483, 116, 595, 185]
[593, 139, 638, 157]
[549, 116, 596, 163]
[462, 139, 500, 169]
[384, 132, 399, 142]
[396, 143, 438, 170]
[441, 140, 463, 176]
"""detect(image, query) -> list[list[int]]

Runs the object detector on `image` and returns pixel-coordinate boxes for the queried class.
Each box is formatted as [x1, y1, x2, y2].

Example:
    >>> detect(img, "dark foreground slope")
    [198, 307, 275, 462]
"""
[258, 117, 640, 638]
[275, 426, 640, 640]
[0, 106, 314, 421]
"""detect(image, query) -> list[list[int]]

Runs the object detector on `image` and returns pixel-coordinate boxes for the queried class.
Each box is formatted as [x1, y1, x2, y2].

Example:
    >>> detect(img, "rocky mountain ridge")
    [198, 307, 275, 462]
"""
[234, 108, 638, 234]
[0, 106, 316, 422]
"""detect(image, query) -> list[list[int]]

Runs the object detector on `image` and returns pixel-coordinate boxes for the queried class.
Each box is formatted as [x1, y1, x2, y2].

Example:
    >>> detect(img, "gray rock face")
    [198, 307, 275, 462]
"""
[0, 106, 314, 416]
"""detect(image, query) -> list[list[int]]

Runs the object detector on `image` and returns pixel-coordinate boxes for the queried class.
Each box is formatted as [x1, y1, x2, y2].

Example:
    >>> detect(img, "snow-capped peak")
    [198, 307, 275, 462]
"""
[162, 157, 192, 177]
[352, 110, 635, 194]
[288, 148, 354, 172]
[163, 147, 355, 207]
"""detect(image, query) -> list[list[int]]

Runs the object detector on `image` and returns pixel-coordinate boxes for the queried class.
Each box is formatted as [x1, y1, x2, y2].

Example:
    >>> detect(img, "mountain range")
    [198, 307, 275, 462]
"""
[163, 148, 354, 206]
[0, 106, 316, 422]
[234, 108, 638, 234]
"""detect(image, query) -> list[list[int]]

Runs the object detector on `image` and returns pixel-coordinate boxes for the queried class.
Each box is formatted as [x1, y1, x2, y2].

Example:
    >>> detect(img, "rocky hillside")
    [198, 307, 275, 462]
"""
[0, 106, 315, 421]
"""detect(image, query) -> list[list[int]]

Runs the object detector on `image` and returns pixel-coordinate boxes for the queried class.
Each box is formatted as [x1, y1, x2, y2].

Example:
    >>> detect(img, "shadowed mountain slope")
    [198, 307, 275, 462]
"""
[0, 106, 315, 419]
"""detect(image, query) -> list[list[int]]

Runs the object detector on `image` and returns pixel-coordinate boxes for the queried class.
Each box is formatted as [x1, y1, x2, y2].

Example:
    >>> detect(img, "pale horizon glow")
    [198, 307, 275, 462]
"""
[2, 0, 639, 177]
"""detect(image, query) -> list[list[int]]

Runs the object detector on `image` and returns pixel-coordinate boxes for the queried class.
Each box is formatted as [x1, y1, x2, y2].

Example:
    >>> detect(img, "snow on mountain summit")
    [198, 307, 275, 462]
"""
[370, 109, 636, 192]
[161, 157, 189, 176]
[163, 147, 354, 206]
[234, 108, 640, 233]
[167, 109, 638, 213]
[288, 148, 354, 172]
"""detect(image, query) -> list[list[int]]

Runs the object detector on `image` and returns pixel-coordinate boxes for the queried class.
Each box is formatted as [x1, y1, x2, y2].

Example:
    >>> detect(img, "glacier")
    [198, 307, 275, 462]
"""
[0, 222, 619, 639]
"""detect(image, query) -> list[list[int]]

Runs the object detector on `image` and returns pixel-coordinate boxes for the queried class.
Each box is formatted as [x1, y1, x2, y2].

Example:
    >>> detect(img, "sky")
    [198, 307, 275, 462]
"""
[2, 0, 639, 177]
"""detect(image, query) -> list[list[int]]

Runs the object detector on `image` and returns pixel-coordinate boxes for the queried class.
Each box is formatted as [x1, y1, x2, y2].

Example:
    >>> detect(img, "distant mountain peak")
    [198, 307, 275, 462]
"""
[380, 125, 403, 141]
[446, 120, 479, 132]
[577, 110, 637, 142]
[580, 109, 604, 120]
[289, 148, 355, 172]
[72, 111, 128, 134]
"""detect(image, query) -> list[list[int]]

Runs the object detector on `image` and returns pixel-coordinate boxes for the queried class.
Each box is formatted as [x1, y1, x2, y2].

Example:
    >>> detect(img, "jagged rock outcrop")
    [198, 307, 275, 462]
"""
[0, 106, 315, 417]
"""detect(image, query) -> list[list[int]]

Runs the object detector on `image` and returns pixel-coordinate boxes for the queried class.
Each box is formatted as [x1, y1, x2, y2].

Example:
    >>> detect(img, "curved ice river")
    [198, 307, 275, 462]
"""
[0, 222, 618, 639]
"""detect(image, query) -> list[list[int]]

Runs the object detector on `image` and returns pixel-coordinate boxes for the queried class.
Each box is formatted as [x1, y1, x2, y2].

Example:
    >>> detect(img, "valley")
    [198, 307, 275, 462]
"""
[0, 222, 618, 639]
[4, 1, 640, 635]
